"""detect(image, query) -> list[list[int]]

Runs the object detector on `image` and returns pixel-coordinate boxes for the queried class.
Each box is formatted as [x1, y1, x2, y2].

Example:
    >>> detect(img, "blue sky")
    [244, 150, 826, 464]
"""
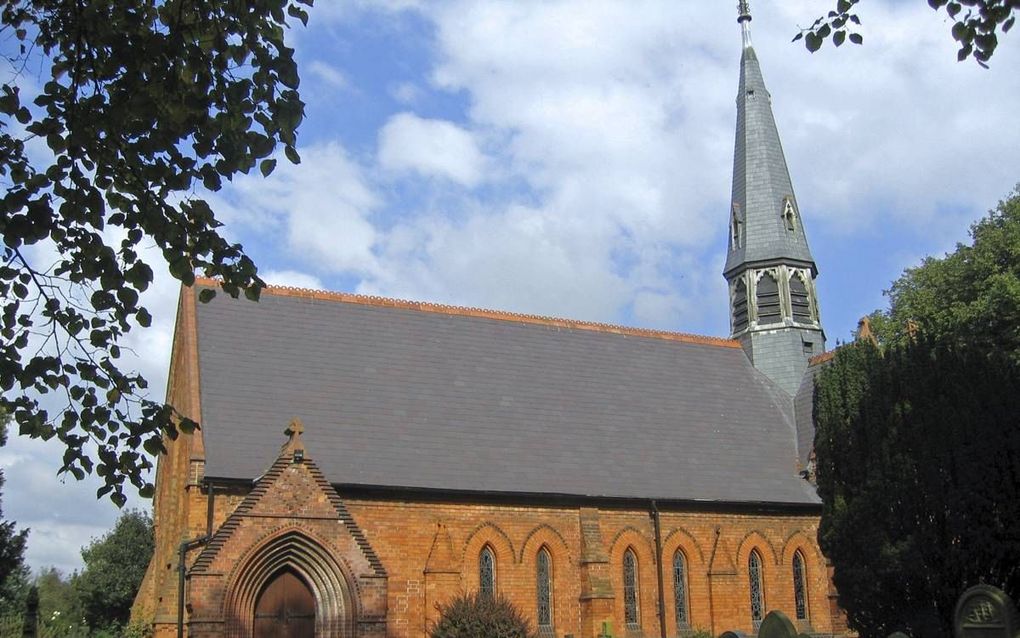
[3, 0, 1019, 575]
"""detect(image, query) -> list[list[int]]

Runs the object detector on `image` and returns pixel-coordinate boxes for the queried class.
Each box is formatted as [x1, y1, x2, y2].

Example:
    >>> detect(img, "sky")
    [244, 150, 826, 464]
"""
[2, 0, 1019, 576]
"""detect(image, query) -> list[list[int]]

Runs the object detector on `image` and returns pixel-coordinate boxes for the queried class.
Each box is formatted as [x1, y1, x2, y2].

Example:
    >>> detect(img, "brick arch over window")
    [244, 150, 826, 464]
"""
[223, 528, 355, 638]
[781, 531, 827, 626]
[608, 526, 656, 559]
[661, 527, 705, 564]
[519, 525, 573, 633]
[462, 523, 515, 592]
[735, 530, 779, 566]
[609, 528, 655, 632]
[519, 524, 571, 564]
[660, 527, 705, 631]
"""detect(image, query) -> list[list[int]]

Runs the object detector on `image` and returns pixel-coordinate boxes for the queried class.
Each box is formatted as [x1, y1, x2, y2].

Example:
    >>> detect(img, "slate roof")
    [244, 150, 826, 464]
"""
[724, 44, 817, 276]
[192, 283, 819, 506]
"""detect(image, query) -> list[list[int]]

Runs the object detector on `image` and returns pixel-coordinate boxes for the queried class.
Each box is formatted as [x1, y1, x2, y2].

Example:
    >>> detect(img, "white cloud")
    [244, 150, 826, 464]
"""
[307, 60, 349, 90]
[214, 143, 381, 276]
[389, 82, 423, 105]
[378, 113, 487, 187]
[262, 269, 325, 290]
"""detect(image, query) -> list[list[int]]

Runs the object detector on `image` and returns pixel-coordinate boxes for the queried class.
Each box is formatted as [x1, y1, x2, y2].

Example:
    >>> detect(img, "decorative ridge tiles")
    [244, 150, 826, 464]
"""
[191, 277, 741, 349]
[808, 350, 835, 366]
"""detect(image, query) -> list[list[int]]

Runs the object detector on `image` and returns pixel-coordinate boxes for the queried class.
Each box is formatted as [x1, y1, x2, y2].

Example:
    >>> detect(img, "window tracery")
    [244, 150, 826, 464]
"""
[480, 546, 496, 598]
[623, 549, 639, 628]
[749, 549, 765, 630]
[673, 550, 689, 629]
[793, 550, 808, 621]
[537, 548, 552, 629]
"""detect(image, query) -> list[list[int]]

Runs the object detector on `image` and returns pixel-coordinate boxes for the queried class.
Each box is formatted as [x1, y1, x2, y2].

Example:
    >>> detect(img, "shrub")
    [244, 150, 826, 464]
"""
[431, 591, 536, 638]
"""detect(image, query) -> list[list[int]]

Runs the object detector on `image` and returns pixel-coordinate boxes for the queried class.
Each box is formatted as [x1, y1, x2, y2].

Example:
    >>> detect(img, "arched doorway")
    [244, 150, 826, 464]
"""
[223, 530, 355, 637]
[254, 568, 316, 637]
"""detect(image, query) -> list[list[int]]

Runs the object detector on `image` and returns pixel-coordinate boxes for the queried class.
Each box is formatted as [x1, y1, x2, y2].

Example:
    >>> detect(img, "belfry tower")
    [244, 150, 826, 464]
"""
[725, 1, 825, 396]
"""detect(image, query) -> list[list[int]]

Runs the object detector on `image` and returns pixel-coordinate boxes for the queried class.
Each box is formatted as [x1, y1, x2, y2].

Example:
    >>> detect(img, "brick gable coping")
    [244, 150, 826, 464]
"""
[192, 277, 741, 350]
[191, 450, 386, 577]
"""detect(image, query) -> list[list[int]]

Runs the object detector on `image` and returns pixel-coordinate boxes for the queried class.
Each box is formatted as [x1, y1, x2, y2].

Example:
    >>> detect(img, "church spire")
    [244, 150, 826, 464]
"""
[724, 2, 825, 396]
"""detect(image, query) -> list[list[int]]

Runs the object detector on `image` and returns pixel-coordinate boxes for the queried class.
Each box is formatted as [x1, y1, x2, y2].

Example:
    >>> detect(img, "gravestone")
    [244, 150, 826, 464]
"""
[757, 610, 799, 638]
[718, 632, 750, 638]
[887, 632, 910, 638]
[953, 585, 1019, 638]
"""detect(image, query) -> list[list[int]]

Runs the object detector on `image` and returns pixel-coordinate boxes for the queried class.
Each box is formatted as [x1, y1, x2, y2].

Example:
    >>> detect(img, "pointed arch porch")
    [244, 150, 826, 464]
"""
[224, 527, 356, 638]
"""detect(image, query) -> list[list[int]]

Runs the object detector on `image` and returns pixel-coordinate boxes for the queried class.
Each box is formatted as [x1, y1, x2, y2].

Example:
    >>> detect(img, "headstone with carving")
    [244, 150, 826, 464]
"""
[954, 585, 1019, 638]
[757, 610, 799, 638]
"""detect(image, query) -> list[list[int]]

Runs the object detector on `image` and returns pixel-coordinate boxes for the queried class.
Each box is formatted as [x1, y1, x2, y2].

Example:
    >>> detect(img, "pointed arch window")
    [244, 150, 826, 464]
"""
[536, 547, 553, 630]
[790, 272, 813, 323]
[673, 550, 689, 629]
[793, 550, 808, 621]
[480, 546, 496, 599]
[749, 549, 765, 630]
[733, 278, 749, 333]
[756, 271, 782, 325]
[623, 549, 640, 628]
[782, 198, 798, 233]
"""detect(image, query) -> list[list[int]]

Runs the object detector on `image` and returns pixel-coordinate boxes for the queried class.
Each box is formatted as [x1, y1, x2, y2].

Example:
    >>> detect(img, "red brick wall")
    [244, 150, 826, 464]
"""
[136, 451, 841, 638]
[341, 497, 836, 638]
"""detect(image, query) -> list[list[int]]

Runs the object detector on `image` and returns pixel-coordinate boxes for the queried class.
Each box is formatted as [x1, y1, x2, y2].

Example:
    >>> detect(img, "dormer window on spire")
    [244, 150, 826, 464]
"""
[782, 197, 798, 233]
[731, 204, 744, 249]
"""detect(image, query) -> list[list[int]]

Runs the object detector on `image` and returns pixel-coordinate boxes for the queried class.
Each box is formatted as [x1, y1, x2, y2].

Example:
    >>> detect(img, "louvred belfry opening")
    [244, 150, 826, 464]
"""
[254, 568, 316, 638]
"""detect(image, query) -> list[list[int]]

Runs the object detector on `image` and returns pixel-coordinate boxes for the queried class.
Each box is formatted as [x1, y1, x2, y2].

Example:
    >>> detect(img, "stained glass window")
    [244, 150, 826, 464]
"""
[793, 551, 808, 621]
[623, 549, 639, 627]
[537, 548, 552, 629]
[749, 550, 764, 630]
[480, 546, 495, 599]
[673, 550, 689, 629]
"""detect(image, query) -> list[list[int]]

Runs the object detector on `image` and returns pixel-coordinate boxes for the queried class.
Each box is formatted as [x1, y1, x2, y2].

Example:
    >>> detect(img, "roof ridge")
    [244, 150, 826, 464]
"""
[192, 277, 741, 349]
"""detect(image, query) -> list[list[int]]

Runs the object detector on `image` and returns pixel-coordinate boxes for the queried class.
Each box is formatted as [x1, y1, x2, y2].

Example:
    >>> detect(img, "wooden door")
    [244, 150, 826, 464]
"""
[254, 568, 316, 638]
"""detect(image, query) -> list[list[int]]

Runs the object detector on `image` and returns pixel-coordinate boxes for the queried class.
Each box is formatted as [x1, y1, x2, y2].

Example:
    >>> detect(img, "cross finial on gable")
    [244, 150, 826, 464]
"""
[283, 418, 307, 458]
[286, 417, 305, 438]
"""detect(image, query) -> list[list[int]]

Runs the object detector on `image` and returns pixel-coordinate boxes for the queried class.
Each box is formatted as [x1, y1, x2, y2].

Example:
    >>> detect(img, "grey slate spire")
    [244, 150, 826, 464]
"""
[724, 2, 825, 396]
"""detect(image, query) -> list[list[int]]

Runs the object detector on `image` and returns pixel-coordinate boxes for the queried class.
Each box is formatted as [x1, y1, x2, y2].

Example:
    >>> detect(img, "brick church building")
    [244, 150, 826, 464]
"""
[133, 6, 848, 637]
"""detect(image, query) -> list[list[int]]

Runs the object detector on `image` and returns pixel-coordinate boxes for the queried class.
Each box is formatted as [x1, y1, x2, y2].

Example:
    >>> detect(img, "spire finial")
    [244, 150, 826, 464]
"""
[737, 0, 751, 23]
[737, 0, 753, 48]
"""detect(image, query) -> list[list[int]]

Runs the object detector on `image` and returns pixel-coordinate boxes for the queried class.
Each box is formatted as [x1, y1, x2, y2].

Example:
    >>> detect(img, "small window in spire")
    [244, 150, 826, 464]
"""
[731, 204, 744, 249]
[782, 198, 798, 233]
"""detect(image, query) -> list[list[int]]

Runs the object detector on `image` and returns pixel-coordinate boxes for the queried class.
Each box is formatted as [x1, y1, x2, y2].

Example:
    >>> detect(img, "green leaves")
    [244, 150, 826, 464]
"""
[816, 185, 1020, 635]
[798, 0, 1014, 64]
[1, 0, 311, 505]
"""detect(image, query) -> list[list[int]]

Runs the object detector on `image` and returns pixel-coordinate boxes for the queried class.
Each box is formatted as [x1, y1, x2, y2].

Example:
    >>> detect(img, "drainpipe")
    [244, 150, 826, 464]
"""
[177, 535, 209, 638]
[178, 482, 215, 638]
[650, 501, 667, 638]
